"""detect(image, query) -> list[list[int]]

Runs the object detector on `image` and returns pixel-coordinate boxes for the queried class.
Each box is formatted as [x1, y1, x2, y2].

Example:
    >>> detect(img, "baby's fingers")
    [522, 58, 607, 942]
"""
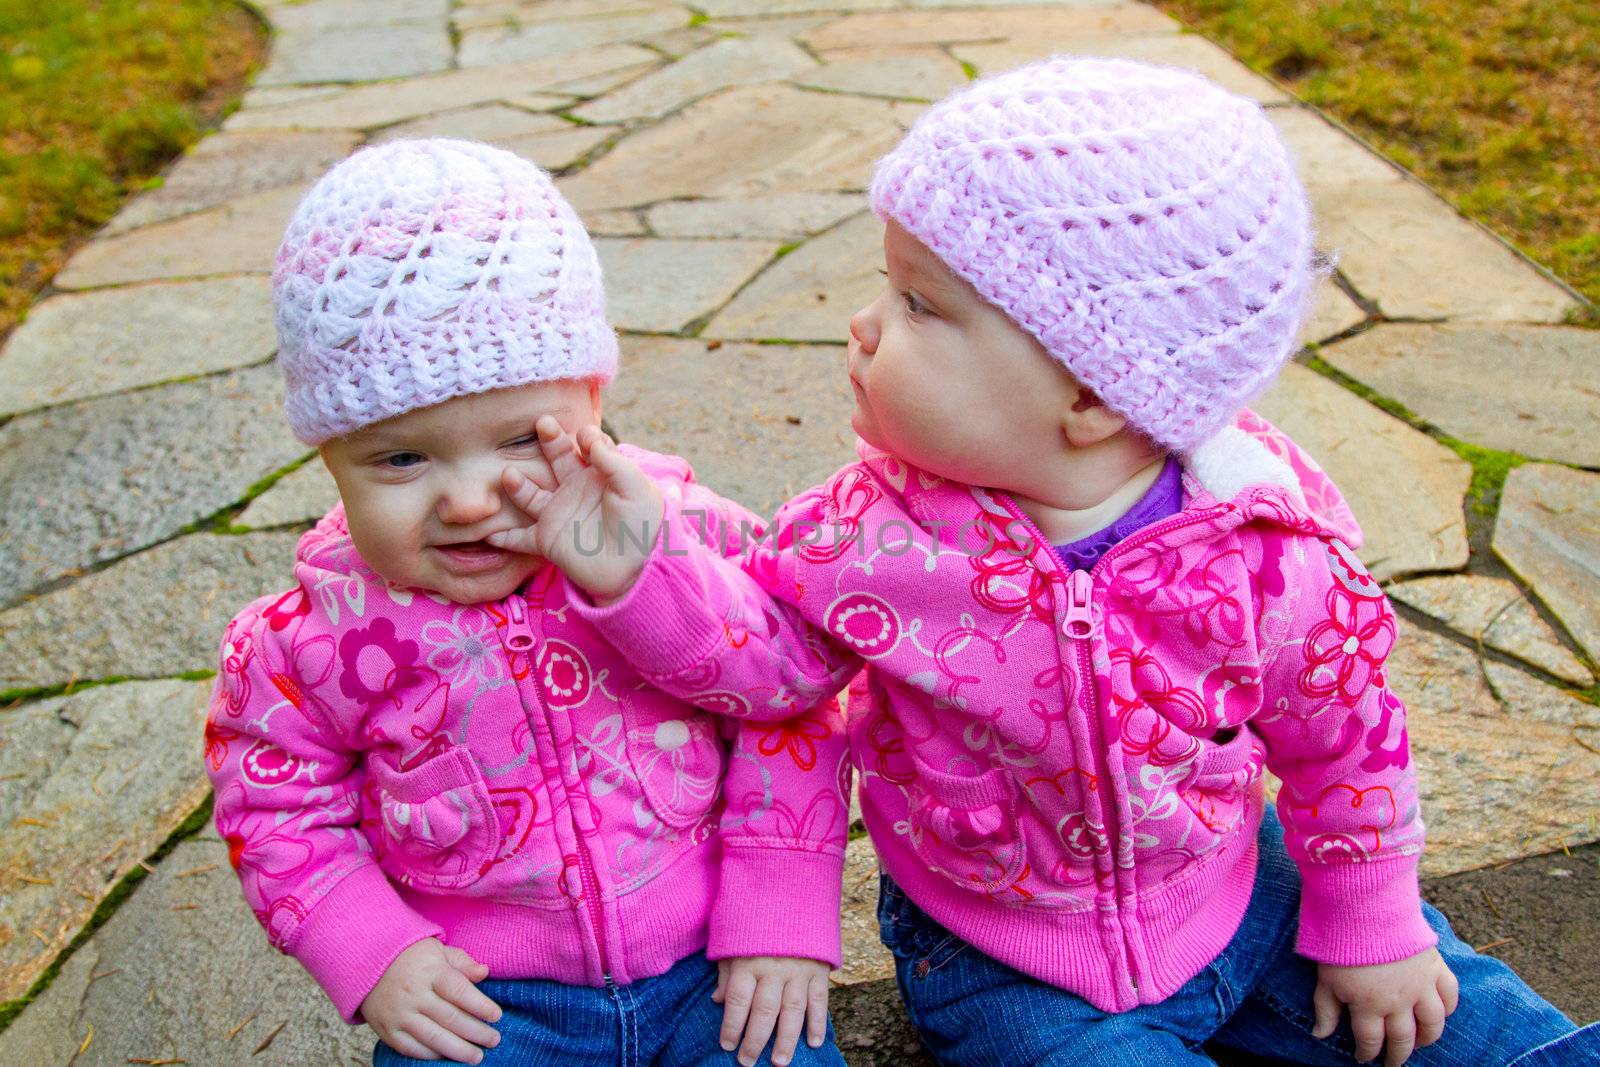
[1414, 993, 1448, 1050]
[1311, 980, 1342, 1039]
[382, 1027, 442, 1061]
[500, 467, 553, 522]
[768, 979, 809, 1067]
[1350, 1007, 1386, 1064]
[719, 969, 757, 1054]
[738, 978, 783, 1067]
[1382, 1010, 1416, 1067]
[581, 431, 654, 502]
[435, 965, 503, 1024]
[536, 415, 586, 482]
[403, 1014, 485, 1065]
[805, 973, 829, 1049]
[421, 996, 501, 1054]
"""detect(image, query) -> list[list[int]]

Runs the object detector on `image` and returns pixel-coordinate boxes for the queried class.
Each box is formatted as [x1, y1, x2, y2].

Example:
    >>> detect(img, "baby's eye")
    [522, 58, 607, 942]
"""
[504, 434, 541, 450]
[381, 452, 425, 469]
[902, 289, 929, 316]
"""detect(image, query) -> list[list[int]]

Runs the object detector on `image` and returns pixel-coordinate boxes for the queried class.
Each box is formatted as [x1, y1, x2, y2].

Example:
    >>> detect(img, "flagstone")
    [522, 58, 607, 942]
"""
[647, 193, 865, 239]
[1301, 281, 1367, 345]
[234, 460, 338, 530]
[222, 53, 643, 131]
[1251, 363, 1469, 581]
[800, 48, 969, 102]
[104, 131, 358, 235]
[1321, 324, 1600, 468]
[559, 86, 910, 210]
[1388, 575, 1593, 687]
[53, 185, 307, 290]
[540, 61, 661, 98]
[585, 207, 649, 235]
[596, 237, 781, 333]
[239, 85, 345, 111]
[606, 337, 856, 516]
[1494, 464, 1600, 663]
[692, 0, 895, 16]
[257, 22, 454, 87]
[837, 836, 894, 986]
[373, 103, 573, 143]
[641, 24, 722, 58]
[0, 680, 212, 1002]
[706, 14, 833, 38]
[0, 532, 300, 694]
[574, 36, 816, 123]
[454, 0, 672, 27]
[705, 211, 880, 343]
[801, 6, 1178, 52]
[1268, 105, 1411, 187]
[0, 278, 274, 417]
[0, 365, 303, 606]
[0, 838, 372, 1065]
[953, 32, 1289, 104]
[270, 0, 450, 30]
[505, 126, 616, 172]
[458, 9, 685, 67]
[1390, 629, 1600, 877]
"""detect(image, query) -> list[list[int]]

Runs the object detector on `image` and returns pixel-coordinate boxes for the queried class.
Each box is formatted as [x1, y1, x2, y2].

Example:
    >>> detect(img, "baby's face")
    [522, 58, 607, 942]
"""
[320, 380, 600, 604]
[847, 220, 1081, 490]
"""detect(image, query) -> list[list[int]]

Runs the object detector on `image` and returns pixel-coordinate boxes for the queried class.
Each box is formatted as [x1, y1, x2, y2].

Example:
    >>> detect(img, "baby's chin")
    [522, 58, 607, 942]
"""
[382, 552, 547, 605]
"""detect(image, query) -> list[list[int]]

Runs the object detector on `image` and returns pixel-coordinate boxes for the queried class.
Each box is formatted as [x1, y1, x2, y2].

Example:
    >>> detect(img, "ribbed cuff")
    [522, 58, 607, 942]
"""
[567, 502, 733, 680]
[1295, 856, 1437, 966]
[708, 845, 845, 968]
[288, 863, 445, 1023]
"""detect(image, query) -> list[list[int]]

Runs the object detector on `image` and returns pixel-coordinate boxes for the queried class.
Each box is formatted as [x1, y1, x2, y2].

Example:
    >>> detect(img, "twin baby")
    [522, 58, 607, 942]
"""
[206, 59, 1598, 1067]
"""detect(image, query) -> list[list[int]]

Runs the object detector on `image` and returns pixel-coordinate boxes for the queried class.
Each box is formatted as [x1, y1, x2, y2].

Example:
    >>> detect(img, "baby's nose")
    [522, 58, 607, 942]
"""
[849, 303, 880, 355]
[437, 477, 501, 526]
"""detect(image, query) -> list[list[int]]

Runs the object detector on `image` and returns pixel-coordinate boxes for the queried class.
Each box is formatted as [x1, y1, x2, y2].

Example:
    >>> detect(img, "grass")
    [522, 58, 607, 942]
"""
[0, 0, 266, 344]
[1152, 0, 1600, 323]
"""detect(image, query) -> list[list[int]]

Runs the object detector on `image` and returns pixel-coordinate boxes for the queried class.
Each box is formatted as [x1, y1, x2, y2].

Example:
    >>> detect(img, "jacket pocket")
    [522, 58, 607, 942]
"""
[368, 746, 500, 890]
[906, 756, 1026, 894]
[621, 695, 727, 830]
[1179, 726, 1262, 832]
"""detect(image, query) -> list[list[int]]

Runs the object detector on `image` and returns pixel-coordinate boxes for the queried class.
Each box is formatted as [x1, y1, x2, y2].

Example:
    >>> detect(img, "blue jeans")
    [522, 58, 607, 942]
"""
[373, 950, 846, 1067]
[878, 809, 1599, 1065]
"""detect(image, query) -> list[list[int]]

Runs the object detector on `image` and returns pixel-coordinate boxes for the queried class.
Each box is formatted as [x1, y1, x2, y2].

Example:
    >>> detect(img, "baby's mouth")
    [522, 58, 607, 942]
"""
[432, 539, 512, 573]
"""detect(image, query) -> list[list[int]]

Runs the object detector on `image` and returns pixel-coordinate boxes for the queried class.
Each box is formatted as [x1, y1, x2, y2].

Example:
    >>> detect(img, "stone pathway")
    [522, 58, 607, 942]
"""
[1, 0, 1596, 1059]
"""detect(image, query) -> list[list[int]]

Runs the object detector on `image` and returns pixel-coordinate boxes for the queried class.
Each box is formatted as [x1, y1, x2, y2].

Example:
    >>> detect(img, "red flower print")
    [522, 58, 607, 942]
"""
[1298, 587, 1395, 702]
[755, 715, 833, 772]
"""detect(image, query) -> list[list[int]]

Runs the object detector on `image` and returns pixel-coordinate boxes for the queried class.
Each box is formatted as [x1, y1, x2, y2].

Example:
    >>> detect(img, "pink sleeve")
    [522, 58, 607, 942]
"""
[206, 593, 441, 1023]
[1254, 534, 1435, 966]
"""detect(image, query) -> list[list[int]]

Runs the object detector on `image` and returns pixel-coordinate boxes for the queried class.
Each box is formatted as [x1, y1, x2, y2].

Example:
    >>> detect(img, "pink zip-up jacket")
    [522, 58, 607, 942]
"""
[205, 447, 849, 1023]
[572, 415, 1435, 1012]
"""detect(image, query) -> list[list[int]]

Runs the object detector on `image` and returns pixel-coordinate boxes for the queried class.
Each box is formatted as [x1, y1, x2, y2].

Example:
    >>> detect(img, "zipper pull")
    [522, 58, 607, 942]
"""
[1062, 569, 1094, 640]
[500, 594, 537, 653]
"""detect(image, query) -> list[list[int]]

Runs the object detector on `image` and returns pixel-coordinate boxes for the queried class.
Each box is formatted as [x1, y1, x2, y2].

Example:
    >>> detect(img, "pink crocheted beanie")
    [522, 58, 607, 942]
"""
[870, 57, 1315, 455]
[273, 138, 617, 445]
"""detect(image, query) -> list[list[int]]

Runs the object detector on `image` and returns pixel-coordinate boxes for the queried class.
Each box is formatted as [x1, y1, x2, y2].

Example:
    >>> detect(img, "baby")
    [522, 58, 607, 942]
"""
[498, 61, 1600, 1066]
[205, 139, 849, 1067]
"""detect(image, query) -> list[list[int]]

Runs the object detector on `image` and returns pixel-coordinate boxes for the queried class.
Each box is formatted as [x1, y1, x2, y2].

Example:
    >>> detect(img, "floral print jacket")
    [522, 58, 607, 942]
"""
[573, 415, 1434, 1013]
[206, 447, 849, 1023]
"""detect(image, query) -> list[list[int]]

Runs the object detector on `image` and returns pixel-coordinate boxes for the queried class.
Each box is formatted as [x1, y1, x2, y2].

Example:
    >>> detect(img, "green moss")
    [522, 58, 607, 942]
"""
[1440, 437, 1529, 517]
[686, 7, 710, 27]
[958, 59, 978, 80]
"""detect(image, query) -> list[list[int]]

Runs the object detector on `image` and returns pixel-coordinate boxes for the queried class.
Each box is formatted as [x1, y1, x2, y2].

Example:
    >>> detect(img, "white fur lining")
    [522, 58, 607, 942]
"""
[1186, 426, 1306, 505]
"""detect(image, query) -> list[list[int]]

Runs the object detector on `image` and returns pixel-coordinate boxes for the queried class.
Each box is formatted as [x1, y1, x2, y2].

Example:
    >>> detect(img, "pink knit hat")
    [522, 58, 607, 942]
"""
[273, 138, 617, 445]
[870, 57, 1316, 455]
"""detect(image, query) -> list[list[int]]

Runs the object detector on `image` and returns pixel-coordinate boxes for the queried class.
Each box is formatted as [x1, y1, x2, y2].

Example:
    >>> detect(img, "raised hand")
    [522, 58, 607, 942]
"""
[360, 938, 502, 1063]
[487, 415, 663, 603]
[713, 955, 832, 1067]
[1313, 947, 1459, 1066]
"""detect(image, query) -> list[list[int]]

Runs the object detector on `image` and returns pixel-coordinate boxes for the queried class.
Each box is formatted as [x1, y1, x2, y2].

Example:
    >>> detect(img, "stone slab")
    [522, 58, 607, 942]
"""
[557, 85, 915, 210]
[373, 102, 573, 143]
[0, 278, 275, 417]
[574, 36, 817, 124]
[453, 0, 673, 28]
[1390, 629, 1600, 877]
[837, 836, 894, 986]
[597, 237, 781, 333]
[1494, 463, 1600, 663]
[1251, 363, 1469, 581]
[0, 532, 300, 694]
[801, 6, 1178, 52]
[223, 52, 647, 131]
[585, 207, 649, 236]
[0, 838, 373, 1066]
[1269, 105, 1411, 188]
[458, 9, 685, 67]
[706, 211, 881, 343]
[0, 364, 305, 606]
[505, 126, 616, 172]
[235, 459, 339, 529]
[705, 14, 833, 39]
[540, 61, 661, 99]
[801, 48, 969, 102]
[607, 337, 858, 517]
[1322, 324, 1600, 468]
[53, 185, 307, 290]
[0, 680, 212, 1002]
[257, 22, 454, 87]
[648, 193, 865, 239]
[954, 32, 1289, 104]
[1302, 281, 1367, 345]
[104, 131, 358, 235]
[239, 85, 345, 111]
[269, 0, 451, 30]
[693, 0, 895, 14]
[640, 24, 722, 58]
[1388, 574, 1594, 687]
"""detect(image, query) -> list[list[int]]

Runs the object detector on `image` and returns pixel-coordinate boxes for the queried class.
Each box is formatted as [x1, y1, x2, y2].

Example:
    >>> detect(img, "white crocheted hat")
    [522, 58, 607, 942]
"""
[273, 138, 617, 445]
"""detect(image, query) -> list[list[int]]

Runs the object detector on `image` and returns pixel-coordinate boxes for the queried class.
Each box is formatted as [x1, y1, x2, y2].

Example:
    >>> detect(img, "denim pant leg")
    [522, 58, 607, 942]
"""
[371, 976, 624, 1067]
[1210, 834, 1598, 1065]
[649, 951, 847, 1067]
[877, 872, 1249, 1067]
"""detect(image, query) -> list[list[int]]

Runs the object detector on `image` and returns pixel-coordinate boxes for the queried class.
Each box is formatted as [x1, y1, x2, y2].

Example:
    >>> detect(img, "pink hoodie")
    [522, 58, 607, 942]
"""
[205, 447, 849, 1023]
[573, 415, 1435, 1012]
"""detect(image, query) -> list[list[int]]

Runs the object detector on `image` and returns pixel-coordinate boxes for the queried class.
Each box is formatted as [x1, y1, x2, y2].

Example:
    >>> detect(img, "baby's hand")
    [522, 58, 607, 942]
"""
[488, 416, 663, 602]
[713, 955, 831, 1067]
[1313, 947, 1459, 1066]
[361, 938, 502, 1064]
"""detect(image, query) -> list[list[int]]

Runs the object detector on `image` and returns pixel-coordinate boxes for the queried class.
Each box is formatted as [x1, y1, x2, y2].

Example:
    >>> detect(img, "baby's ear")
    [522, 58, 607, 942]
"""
[1060, 388, 1127, 448]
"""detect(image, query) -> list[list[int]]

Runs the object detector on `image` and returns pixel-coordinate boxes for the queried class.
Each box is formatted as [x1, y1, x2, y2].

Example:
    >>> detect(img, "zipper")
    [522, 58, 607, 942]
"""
[495, 592, 613, 982]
